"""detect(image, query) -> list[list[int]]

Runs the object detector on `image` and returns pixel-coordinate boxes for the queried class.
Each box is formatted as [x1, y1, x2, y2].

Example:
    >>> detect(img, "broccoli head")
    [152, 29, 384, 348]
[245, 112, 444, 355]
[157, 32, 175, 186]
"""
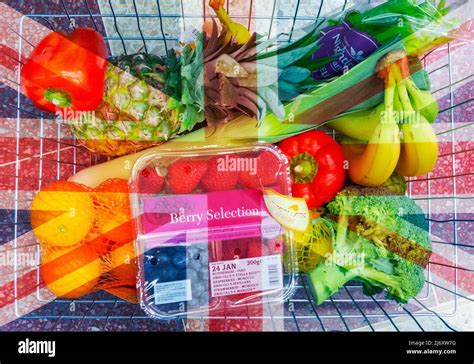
[308, 185, 432, 305]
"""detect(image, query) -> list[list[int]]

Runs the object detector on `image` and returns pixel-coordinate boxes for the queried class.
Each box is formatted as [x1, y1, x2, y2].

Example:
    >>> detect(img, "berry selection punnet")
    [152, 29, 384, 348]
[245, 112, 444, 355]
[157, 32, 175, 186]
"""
[136, 146, 292, 317]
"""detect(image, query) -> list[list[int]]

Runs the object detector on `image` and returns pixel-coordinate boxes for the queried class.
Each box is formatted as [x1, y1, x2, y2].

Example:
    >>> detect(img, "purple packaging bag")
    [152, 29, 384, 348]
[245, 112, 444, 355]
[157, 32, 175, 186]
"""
[312, 20, 380, 80]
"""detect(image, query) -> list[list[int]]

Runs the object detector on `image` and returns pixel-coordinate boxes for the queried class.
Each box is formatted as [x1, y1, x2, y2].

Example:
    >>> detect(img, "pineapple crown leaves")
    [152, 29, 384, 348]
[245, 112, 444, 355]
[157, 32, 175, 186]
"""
[163, 49, 182, 94]
[179, 33, 205, 132]
[153, 49, 182, 101]
[158, 17, 328, 127]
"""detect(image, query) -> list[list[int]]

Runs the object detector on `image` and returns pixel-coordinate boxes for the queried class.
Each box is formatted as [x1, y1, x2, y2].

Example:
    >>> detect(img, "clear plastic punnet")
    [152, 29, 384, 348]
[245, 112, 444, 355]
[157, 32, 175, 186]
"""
[129, 144, 300, 318]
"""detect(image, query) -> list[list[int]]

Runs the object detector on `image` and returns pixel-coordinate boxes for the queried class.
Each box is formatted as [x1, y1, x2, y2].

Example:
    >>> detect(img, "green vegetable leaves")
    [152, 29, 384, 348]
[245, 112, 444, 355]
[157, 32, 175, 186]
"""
[343, 0, 453, 56]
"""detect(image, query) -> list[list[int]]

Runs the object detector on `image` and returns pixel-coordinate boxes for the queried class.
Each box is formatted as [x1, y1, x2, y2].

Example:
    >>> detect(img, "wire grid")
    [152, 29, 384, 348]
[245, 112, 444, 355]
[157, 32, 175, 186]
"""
[4, 0, 473, 332]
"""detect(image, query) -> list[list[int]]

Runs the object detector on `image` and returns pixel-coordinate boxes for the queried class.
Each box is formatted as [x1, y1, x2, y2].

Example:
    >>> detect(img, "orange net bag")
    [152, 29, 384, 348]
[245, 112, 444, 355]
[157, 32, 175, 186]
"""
[31, 179, 139, 303]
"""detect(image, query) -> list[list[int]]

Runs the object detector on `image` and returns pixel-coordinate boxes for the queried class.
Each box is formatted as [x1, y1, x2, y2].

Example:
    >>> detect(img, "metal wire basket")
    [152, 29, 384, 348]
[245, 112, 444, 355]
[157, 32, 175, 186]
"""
[0, 0, 472, 332]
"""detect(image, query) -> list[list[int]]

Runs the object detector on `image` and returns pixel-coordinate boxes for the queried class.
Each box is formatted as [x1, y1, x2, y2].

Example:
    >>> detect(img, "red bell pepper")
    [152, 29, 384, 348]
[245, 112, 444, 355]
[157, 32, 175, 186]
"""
[21, 28, 108, 114]
[278, 130, 345, 209]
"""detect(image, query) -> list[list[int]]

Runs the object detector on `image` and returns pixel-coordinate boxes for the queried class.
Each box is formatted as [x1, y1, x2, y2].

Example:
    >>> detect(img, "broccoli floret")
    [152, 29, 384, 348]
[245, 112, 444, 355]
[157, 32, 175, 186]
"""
[357, 256, 426, 303]
[308, 186, 432, 305]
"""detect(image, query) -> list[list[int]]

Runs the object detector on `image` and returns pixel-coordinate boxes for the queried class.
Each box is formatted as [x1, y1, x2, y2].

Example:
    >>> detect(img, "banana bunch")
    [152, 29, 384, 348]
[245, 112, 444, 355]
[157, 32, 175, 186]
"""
[394, 63, 439, 178]
[329, 50, 439, 186]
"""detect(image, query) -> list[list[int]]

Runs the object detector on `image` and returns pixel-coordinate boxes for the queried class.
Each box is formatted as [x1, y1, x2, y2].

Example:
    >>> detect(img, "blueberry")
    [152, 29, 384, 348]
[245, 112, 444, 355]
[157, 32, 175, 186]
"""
[176, 269, 187, 281]
[172, 251, 187, 269]
[200, 258, 208, 269]
[188, 256, 202, 271]
[160, 253, 173, 267]
[144, 254, 159, 266]
[157, 266, 178, 282]
[186, 249, 199, 260]
[186, 269, 198, 282]
[192, 281, 205, 296]
[198, 269, 208, 281]
[144, 265, 159, 281]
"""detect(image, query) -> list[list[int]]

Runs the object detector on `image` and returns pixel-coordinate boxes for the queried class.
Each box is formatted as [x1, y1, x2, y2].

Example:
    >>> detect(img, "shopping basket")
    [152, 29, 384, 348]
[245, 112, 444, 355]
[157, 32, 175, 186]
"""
[0, 0, 472, 331]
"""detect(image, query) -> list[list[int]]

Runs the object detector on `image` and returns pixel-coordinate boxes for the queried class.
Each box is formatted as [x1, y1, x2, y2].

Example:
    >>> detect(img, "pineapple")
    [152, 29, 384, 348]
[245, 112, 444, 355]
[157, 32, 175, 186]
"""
[68, 20, 322, 157]
[68, 52, 186, 157]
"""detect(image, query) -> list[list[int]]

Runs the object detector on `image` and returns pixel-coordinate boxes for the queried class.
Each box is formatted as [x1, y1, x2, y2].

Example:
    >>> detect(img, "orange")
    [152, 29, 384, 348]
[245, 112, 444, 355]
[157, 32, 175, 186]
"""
[107, 241, 138, 285]
[86, 235, 116, 258]
[93, 179, 135, 244]
[41, 244, 101, 299]
[31, 181, 95, 247]
[94, 178, 135, 243]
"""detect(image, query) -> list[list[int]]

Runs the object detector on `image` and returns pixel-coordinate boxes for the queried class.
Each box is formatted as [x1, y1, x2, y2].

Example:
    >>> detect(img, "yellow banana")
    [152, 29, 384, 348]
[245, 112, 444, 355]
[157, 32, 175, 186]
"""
[396, 115, 439, 176]
[395, 78, 439, 177]
[326, 103, 384, 142]
[210, 0, 252, 45]
[406, 78, 439, 123]
[341, 115, 401, 187]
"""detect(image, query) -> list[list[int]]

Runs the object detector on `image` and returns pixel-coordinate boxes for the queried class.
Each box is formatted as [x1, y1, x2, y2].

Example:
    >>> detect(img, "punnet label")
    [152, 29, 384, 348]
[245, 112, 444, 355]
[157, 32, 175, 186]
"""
[141, 189, 282, 246]
[209, 255, 283, 297]
[154, 279, 192, 305]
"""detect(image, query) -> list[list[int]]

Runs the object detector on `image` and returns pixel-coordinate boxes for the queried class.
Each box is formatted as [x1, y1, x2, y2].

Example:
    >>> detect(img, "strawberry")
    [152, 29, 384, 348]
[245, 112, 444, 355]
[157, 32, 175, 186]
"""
[239, 151, 281, 189]
[167, 160, 208, 194]
[266, 238, 284, 255]
[138, 167, 164, 194]
[201, 155, 240, 192]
